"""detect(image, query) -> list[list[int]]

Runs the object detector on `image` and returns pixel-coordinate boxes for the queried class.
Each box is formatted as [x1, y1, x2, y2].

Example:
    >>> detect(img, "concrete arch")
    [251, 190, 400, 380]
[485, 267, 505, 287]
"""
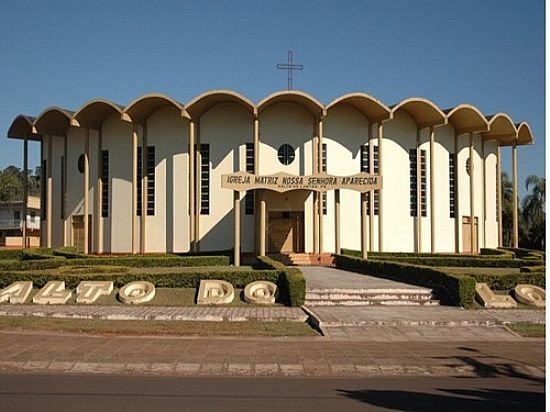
[257, 90, 325, 117]
[391, 97, 446, 128]
[186, 89, 256, 120]
[516, 122, 534, 145]
[72, 99, 124, 129]
[326, 92, 391, 123]
[484, 113, 518, 145]
[33, 107, 74, 136]
[122, 93, 188, 124]
[7, 115, 40, 140]
[445, 104, 489, 134]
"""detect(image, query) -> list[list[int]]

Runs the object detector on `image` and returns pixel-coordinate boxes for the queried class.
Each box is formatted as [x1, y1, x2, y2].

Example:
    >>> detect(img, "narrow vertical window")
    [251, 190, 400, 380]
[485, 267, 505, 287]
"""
[322, 143, 327, 214]
[146, 146, 155, 216]
[245, 143, 254, 215]
[449, 153, 456, 218]
[420, 149, 427, 217]
[409, 149, 417, 217]
[137, 147, 142, 216]
[101, 150, 109, 218]
[200, 144, 210, 215]
[362, 144, 379, 215]
[60, 156, 65, 219]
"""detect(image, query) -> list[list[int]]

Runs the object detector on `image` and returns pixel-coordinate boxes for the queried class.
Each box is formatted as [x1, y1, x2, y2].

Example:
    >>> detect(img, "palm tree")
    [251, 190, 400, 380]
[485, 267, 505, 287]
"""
[501, 172, 514, 246]
[521, 175, 545, 249]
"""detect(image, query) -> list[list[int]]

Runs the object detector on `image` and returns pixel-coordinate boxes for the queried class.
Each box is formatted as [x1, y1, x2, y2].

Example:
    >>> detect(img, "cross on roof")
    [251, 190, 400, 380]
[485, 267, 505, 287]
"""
[276, 49, 303, 90]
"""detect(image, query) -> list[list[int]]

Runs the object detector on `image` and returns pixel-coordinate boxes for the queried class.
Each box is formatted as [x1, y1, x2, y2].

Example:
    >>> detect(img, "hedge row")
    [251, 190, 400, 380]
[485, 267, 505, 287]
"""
[255, 256, 306, 306]
[520, 266, 546, 273]
[455, 272, 545, 290]
[0, 268, 280, 290]
[479, 248, 515, 257]
[363, 255, 541, 268]
[341, 249, 518, 262]
[499, 247, 545, 260]
[0, 255, 231, 271]
[333, 254, 476, 307]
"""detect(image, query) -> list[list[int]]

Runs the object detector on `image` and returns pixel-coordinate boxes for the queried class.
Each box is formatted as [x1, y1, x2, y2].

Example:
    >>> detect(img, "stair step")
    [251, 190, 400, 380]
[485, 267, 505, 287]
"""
[305, 299, 440, 307]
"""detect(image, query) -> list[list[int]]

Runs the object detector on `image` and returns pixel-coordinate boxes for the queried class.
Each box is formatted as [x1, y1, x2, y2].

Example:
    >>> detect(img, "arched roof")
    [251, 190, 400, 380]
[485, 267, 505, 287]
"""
[122, 93, 188, 124]
[516, 122, 534, 145]
[391, 97, 446, 127]
[7, 115, 40, 140]
[33, 107, 74, 136]
[72, 99, 124, 129]
[257, 90, 325, 117]
[445, 104, 489, 134]
[186, 89, 256, 119]
[326, 92, 391, 123]
[484, 113, 517, 146]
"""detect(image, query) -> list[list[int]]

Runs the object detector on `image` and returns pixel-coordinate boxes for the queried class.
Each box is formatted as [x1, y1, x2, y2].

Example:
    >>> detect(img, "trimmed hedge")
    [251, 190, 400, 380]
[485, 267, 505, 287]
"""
[499, 247, 545, 260]
[520, 266, 546, 273]
[342, 248, 515, 262]
[0, 249, 23, 260]
[359, 255, 542, 268]
[0, 255, 231, 271]
[479, 248, 515, 257]
[333, 254, 476, 307]
[457, 272, 545, 290]
[255, 256, 306, 306]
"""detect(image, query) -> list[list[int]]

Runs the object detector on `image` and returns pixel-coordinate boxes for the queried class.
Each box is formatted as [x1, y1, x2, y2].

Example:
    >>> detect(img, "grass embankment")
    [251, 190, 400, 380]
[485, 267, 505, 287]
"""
[507, 323, 545, 338]
[0, 316, 318, 337]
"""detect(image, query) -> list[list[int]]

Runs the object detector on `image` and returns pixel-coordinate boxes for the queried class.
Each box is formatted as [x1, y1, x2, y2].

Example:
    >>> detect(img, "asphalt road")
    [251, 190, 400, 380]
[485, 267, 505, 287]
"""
[0, 373, 544, 411]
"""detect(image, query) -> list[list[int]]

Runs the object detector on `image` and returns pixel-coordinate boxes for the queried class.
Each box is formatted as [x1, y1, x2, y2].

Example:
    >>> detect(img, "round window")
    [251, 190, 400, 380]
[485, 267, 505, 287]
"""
[465, 157, 471, 176]
[277, 144, 295, 165]
[78, 154, 85, 173]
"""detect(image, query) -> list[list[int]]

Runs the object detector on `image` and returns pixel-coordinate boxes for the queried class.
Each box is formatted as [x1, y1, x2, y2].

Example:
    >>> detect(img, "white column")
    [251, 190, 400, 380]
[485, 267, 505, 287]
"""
[377, 122, 384, 252]
[22, 135, 28, 248]
[189, 121, 195, 252]
[512, 144, 518, 248]
[233, 191, 240, 266]
[83, 130, 90, 254]
[46, 135, 53, 248]
[429, 126, 435, 253]
[469, 133, 475, 253]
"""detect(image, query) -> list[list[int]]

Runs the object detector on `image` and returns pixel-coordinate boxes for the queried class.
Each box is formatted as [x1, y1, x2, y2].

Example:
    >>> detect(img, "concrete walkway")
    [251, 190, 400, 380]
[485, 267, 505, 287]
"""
[300, 266, 426, 290]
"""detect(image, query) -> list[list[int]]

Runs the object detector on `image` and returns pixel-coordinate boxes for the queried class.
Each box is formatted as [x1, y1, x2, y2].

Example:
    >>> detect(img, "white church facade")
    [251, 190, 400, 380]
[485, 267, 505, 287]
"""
[7, 90, 533, 264]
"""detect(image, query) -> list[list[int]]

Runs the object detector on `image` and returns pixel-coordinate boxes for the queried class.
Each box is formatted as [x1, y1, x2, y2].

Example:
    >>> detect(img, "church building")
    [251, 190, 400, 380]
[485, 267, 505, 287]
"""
[7, 90, 533, 264]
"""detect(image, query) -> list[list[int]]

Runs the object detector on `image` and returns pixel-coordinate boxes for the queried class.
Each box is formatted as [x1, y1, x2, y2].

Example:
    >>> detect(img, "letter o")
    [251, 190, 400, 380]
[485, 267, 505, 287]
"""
[119, 281, 156, 304]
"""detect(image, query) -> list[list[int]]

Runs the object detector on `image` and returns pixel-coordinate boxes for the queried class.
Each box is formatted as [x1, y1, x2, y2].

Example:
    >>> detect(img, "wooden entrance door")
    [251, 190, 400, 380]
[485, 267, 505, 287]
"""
[72, 215, 92, 253]
[462, 216, 479, 253]
[268, 211, 304, 253]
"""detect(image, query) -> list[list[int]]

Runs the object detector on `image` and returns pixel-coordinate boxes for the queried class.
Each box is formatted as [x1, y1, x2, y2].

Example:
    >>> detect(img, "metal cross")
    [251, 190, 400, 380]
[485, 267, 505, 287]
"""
[277, 49, 304, 90]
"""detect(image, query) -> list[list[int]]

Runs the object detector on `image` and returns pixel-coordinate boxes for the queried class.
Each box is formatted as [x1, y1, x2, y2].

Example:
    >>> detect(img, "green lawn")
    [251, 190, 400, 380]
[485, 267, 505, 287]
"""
[507, 322, 545, 338]
[0, 316, 318, 337]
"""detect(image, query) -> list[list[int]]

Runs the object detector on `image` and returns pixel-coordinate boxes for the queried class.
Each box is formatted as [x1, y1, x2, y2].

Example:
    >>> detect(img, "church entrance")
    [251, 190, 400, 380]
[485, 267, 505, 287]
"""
[72, 215, 92, 253]
[268, 211, 304, 253]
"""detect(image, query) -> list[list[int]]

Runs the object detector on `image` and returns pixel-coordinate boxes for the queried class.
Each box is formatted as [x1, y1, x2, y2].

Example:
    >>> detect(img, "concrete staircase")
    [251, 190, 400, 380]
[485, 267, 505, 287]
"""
[305, 288, 439, 306]
[271, 253, 334, 267]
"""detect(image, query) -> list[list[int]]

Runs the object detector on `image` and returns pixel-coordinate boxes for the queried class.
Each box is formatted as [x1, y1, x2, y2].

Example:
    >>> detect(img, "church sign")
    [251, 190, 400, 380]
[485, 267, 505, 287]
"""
[221, 171, 382, 193]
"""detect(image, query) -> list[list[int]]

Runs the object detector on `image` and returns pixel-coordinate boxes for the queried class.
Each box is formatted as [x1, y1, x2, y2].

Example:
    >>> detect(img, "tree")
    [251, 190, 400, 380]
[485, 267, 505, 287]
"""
[521, 175, 545, 250]
[501, 172, 514, 246]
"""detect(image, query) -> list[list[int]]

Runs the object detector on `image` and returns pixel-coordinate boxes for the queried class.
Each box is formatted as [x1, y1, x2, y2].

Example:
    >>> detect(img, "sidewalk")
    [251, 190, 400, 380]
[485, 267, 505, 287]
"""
[0, 331, 544, 379]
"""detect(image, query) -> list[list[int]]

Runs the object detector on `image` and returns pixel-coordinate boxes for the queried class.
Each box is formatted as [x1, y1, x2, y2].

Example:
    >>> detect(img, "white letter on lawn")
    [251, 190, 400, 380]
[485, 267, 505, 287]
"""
[32, 281, 72, 304]
[76, 281, 114, 304]
[0, 281, 33, 304]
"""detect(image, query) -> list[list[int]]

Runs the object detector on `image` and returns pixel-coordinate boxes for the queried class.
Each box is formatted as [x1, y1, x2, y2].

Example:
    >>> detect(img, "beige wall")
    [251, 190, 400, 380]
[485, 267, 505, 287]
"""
[145, 106, 189, 253]
[259, 102, 315, 252]
[199, 102, 254, 252]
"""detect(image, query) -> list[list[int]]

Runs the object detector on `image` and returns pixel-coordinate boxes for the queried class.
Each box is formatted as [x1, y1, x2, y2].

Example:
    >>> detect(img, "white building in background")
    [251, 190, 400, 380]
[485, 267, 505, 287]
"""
[7, 90, 533, 263]
[0, 196, 41, 247]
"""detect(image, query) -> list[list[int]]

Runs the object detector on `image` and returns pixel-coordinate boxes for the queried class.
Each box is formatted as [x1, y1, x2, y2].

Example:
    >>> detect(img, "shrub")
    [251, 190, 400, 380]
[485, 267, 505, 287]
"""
[499, 247, 545, 260]
[520, 266, 545, 273]
[479, 248, 515, 257]
[366, 256, 541, 268]
[53, 247, 89, 259]
[255, 255, 306, 306]
[333, 254, 476, 307]
[58, 265, 130, 275]
[0, 249, 23, 261]
[457, 272, 545, 290]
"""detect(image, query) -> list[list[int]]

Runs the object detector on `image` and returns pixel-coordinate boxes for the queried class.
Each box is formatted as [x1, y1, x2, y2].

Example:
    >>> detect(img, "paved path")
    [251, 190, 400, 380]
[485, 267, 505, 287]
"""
[0, 331, 544, 378]
[300, 266, 426, 290]
[305, 306, 546, 327]
[0, 305, 308, 322]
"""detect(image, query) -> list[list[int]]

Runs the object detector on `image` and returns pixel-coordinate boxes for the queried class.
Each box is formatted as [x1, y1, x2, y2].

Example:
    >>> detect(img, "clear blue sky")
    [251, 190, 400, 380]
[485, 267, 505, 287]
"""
[0, 0, 544, 196]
